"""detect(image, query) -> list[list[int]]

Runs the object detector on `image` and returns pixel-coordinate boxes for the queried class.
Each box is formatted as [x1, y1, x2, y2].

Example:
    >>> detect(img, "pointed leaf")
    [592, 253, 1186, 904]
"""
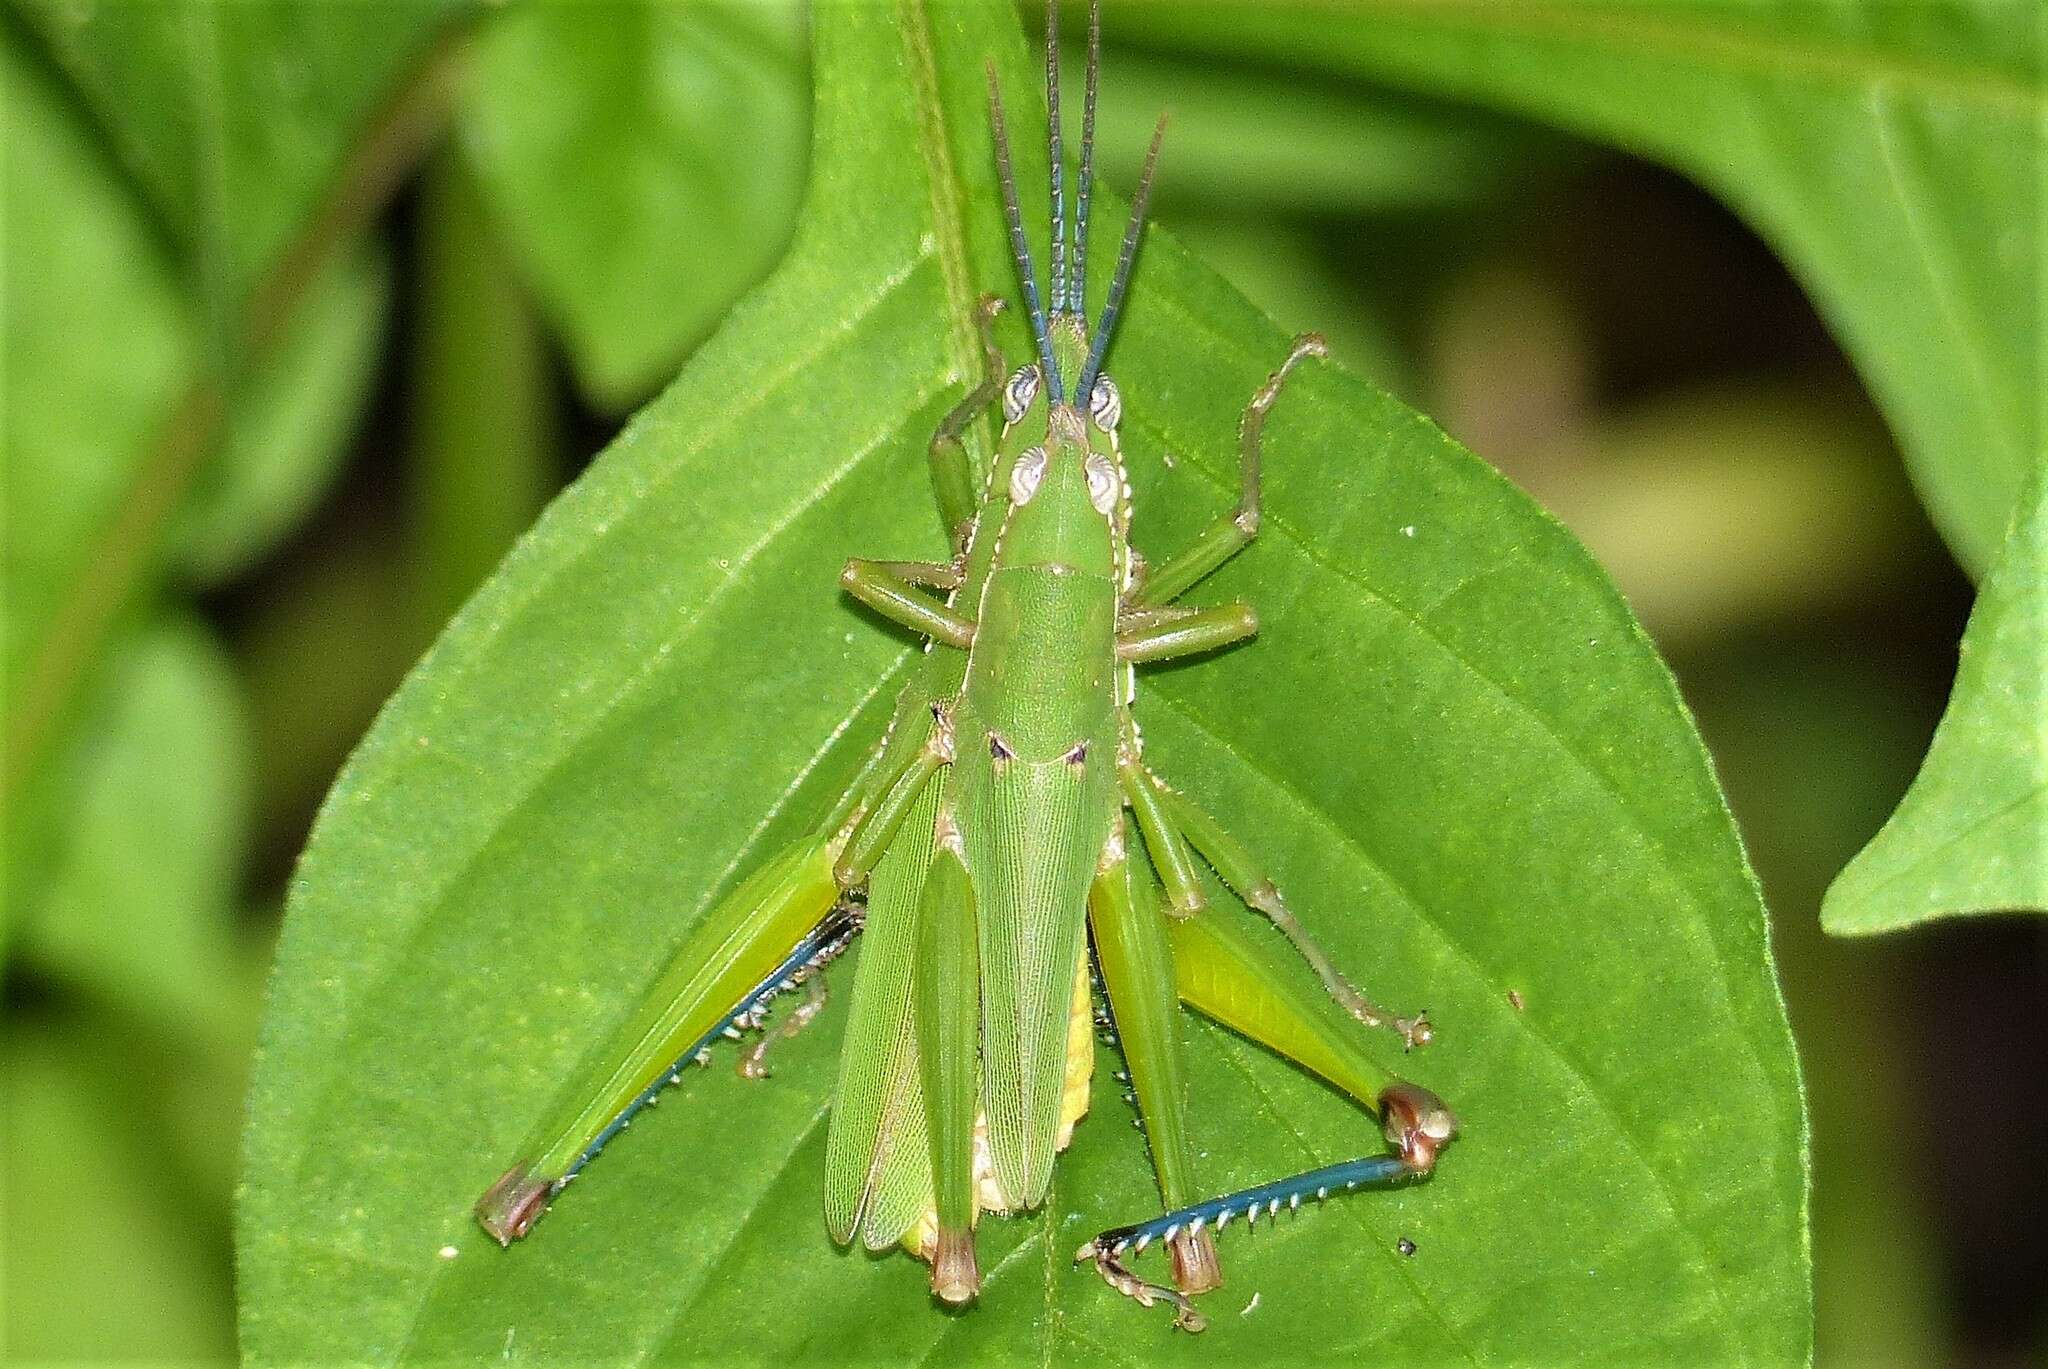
[240, 3, 1806, 1362]
[1824, 465, 2048, 931]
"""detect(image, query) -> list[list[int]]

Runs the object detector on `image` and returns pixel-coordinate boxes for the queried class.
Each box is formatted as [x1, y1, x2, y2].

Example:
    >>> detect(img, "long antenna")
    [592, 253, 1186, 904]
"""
[1071, 0, 1099, 317]
[987, 66, 1063, 403]
[1046, 0, 1066, 316]
[1076, 112, 1165, 399]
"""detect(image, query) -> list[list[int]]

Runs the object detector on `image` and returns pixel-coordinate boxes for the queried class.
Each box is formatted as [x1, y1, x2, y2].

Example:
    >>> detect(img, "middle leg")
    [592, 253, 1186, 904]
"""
[929, 294, 1010, 546]
[1115, 601, 1257, 663]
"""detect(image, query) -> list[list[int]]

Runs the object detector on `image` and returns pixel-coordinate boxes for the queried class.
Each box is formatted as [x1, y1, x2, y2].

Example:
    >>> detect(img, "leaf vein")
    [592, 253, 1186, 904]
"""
[1153, 690, 1749, 1353]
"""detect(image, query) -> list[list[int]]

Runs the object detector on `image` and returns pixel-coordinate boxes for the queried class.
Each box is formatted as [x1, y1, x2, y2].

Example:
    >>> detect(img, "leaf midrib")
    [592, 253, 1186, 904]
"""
[1851, 780, 2048, 907]
[1867, 83, 2015, 476]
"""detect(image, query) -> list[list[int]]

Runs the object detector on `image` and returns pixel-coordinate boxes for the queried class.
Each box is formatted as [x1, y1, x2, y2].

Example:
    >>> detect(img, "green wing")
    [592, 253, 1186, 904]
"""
[823, 775, 940, 1248]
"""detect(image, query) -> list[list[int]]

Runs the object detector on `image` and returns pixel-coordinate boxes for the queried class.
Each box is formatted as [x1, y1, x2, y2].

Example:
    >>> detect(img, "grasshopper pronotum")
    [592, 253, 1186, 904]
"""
[476, 1, 1456, 1331]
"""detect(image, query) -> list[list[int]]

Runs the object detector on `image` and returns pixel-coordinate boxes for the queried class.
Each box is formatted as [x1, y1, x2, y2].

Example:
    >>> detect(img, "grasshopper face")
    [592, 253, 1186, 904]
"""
[1004, 315, 1133, 579]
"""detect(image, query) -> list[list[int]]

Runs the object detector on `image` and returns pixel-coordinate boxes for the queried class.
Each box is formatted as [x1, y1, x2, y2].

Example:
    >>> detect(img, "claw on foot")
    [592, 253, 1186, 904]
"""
[736, 974, 829, 1079]
[1240, 882, 1432, 1051]
[1393, 1011, 1433, 1052]
[1075, 1239, 1208, 1333]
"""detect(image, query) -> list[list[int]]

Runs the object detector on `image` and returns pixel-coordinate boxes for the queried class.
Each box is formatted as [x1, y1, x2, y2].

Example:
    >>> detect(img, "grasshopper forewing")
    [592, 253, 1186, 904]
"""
[477, 0, 1456, 1330]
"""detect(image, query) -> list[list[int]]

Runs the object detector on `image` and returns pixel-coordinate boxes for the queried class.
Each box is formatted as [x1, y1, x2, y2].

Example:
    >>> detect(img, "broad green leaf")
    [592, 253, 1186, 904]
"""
[1823, 466, 2048, 932]
[11, 619, 255, 1042]
[242, 1, 1805, 1362]
[461, 0, 808, 410]
[1109, 0, 2041, 576]
[15, 0, 471, 329]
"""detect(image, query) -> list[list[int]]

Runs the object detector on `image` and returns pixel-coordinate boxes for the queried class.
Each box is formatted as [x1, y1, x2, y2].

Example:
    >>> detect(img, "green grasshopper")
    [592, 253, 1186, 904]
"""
[476, 1, 1455, 1332]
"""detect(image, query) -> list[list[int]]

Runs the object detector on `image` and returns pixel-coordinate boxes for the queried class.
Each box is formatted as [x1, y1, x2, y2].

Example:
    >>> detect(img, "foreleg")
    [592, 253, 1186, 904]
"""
[1134, 334, 1325, 607]
[929, 294, 1010, 543]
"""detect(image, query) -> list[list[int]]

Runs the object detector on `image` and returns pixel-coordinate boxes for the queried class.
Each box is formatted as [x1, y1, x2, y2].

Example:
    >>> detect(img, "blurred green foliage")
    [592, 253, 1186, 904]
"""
[1115, 0, 2041, 581]
[3, 0, 2040, 1363]
[461, 0, 809, 410]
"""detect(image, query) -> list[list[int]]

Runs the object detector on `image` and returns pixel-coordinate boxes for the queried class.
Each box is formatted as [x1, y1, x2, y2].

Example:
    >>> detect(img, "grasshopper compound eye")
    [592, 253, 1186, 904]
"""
[1003, 364, 1040, 424]
[1085, 452, 1120, 515]
[1088, 374, 1121, 431]
[1009, 445, 1049, 505]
